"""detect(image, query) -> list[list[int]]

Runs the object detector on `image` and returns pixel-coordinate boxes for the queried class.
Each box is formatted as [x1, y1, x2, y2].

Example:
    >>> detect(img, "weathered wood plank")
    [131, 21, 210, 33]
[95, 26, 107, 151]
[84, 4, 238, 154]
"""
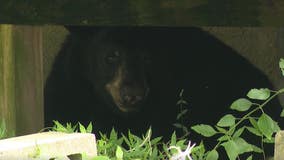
[0, 0, 284, 26]
[0, 25, 16, 138]
[13, 26, 44, 135]
[0, 25, 44, 136]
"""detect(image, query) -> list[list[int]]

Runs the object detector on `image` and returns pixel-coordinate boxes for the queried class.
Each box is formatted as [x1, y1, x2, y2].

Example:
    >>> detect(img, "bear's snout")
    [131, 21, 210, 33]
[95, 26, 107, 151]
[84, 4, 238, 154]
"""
[120, 86, 148, 106]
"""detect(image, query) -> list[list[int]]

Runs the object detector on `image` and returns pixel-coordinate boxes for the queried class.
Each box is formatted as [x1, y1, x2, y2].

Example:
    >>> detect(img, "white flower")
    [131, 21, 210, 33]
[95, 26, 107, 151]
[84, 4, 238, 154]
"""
[169, 141, 196, 160]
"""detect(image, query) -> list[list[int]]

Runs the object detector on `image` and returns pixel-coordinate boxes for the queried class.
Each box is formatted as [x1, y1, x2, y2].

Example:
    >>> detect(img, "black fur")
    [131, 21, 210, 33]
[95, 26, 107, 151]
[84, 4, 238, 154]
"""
[44, 27, 283, 159]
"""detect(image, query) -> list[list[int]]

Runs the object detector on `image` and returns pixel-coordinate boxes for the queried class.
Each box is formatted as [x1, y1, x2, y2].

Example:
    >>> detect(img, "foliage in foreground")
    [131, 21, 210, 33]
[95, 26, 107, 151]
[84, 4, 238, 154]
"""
[50, 58, 284, 160]
[0, 119, 7, 140]
[52, 121, 193, 160]
[52, 86, 283, 160]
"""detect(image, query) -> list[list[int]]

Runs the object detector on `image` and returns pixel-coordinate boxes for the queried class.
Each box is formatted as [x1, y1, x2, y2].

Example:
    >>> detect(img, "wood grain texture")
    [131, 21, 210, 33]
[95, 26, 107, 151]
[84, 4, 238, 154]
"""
[0, 25, 16, 137]
[0, 25, 44, 136]
[13, 26, 44, 135]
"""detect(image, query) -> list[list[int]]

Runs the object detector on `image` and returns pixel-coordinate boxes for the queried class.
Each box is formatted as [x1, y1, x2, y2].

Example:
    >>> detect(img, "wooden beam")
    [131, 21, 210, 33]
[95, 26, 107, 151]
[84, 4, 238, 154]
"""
[0, 0, 284, 26]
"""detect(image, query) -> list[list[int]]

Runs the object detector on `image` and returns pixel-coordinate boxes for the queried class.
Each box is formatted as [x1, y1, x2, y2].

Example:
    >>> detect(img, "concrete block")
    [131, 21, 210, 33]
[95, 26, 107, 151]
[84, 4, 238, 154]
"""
[0, 132, 97, 160]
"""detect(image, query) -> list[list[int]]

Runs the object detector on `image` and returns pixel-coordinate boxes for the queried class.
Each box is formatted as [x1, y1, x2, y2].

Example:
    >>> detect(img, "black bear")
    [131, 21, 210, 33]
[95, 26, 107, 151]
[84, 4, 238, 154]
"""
[44, 27, 283, 158]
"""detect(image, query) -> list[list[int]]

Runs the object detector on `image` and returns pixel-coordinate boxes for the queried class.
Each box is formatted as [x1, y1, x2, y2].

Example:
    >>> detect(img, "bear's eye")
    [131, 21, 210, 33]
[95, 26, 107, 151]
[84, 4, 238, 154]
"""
[106, 51, 120, 64]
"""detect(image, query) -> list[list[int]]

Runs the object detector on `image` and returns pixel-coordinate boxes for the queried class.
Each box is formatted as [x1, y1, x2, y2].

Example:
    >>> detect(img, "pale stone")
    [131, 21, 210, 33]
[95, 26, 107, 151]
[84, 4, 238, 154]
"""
[0, 132, 97, 160]
[275, 131, 284, 160]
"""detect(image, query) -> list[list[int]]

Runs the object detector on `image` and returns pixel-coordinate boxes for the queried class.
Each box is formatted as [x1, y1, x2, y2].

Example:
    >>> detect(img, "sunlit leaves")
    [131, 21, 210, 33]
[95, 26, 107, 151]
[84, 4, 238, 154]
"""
[279, 58, 284, 76]
[257, 113, 278, 140]
[217, 114, 235, 127]
[221, 140, 239, 160]
[116, 146, 123, 160]
[281, 109, 284, 117]
[221, 138, 253, 160]
[0, 120, 6, 139]
[230, 98, 252, 112]
[232, 127, 245, 138]
[206, 150, 218, 160]
[247, 88, 270, 100]
[191, 124, 217, 137]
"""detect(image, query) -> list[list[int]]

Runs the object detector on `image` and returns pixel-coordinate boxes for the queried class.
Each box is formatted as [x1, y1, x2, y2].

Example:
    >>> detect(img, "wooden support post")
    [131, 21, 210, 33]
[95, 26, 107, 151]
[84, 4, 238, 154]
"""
[13, 26, 44, 135]
[0, 24, 16, 138]
[0, 25, 44, 137]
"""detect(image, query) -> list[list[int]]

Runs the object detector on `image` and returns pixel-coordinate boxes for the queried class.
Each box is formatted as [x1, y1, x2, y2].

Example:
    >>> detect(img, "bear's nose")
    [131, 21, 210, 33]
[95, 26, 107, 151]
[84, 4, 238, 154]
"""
[122, 95, 143, 105]
[121, 87, 146, 105]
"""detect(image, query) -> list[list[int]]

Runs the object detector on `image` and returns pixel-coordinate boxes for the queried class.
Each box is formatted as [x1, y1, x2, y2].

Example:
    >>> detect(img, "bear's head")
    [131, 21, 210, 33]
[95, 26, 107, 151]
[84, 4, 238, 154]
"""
[82, 28, 153, 114]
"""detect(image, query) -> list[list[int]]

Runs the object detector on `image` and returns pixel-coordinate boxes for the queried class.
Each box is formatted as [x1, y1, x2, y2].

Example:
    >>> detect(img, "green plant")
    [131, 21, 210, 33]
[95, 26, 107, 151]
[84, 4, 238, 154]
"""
[52, 121, 192, 160]
[50, 59, 284, 160]
[189, 58, 284, 160]
[0, 119, 7, 139]
[52, 120, 93, 133]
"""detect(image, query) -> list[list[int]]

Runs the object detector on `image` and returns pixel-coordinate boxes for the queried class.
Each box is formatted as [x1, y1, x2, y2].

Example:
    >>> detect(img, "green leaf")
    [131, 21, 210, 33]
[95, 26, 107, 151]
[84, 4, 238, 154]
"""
[151, 136, 162, 145]
[92, 156, 111, 160]
[192, 141, 205, 158]
[122, 134, 131, 147]
[62, 123, 76, 133]
[86, 122, 93, 133]
[173, 123, 183, 129]
[206, 150, 219, 160]
[233, 127, 245, 138]
[53, 121, 69, 133]
[217, 114, 235, 127]
[170, 132, 177, 146]
[179, 89, 185, 97]
[263, 137, 275, 143]
[217, 135, 230, 142]
[230, 98, 252, 112]
[0, 120, 7, 139]
[228, 126, 236, 136]
[273, 121, 281, 132]
[110, 128, 118, 142]
[257, 113, 276, 140]
[246, 155, 253, 160]
[249, 117, 259, 129]
[176, 109, 188, 120]
[251, 144, 263, 153]
[221, 138, 253, 160]
[247, 88, 270, 100]
[221, 140, 239, 160]
[116, 146, 123, 160]
[233, 138, 253, 154]
[176, 99, 188, 106]
[79, 123, 86, 133]
[163, 144, 171, 158]
[150, 147, 158, 159]
[191, 124, 217, 137]
[279, 58, 284, 76]
[176, 139, 187, 148]
[246, 127, 262, 137]
[215, 126, 227, 133]
[280, 109, 284, 117]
